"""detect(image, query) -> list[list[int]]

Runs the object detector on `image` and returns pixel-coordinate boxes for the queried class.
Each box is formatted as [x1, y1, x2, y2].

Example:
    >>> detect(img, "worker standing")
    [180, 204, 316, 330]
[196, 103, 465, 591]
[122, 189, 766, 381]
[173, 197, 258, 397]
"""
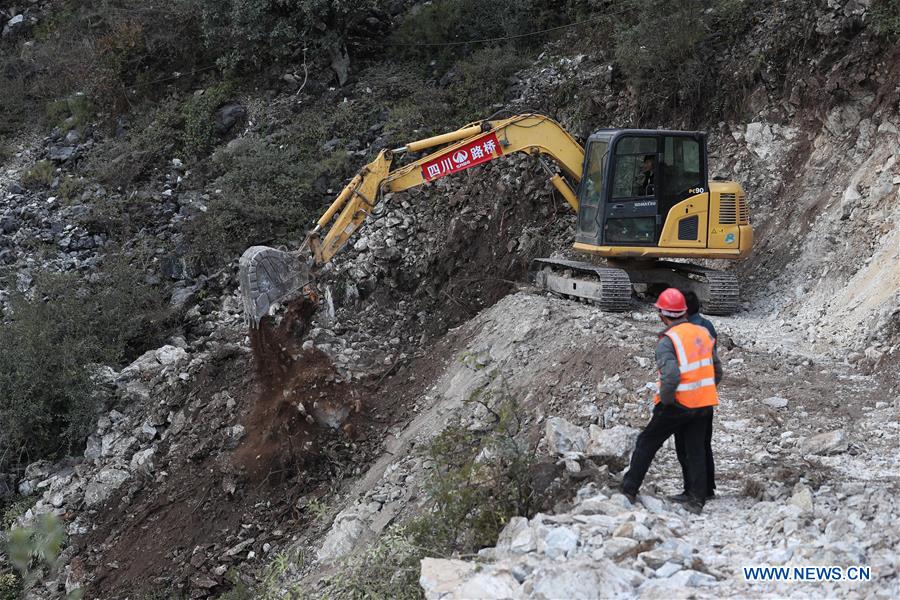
[620, 288, 722, 514]
[671, 290, 718, 503]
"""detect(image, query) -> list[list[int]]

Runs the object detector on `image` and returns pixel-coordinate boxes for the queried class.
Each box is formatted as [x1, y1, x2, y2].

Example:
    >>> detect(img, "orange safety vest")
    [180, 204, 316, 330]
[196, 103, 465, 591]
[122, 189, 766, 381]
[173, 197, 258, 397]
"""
[653, 322, 719, 408]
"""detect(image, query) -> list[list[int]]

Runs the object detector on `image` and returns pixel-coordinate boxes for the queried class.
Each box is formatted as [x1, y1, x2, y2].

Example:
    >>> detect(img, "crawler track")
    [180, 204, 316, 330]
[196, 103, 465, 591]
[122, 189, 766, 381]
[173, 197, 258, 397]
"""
[530, 258, 633, 311]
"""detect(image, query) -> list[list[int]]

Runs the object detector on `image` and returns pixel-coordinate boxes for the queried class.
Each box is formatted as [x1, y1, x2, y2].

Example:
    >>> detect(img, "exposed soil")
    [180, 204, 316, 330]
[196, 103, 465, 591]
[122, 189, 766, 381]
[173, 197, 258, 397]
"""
[235, 297, 362, 483]
[78, 297, 455, 598]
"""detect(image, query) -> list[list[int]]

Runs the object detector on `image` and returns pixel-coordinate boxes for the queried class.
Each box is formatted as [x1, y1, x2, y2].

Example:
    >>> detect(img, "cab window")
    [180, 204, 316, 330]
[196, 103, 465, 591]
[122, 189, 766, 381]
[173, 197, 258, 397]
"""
[660, 136, 703, 197]
[583, 141, 608, 205]
[612, 137, 657, 199]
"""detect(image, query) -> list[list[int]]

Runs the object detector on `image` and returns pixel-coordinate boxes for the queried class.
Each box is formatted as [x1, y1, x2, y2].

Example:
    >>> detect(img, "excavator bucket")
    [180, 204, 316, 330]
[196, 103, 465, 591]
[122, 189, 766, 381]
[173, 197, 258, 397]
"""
[239, 246, 313, 327]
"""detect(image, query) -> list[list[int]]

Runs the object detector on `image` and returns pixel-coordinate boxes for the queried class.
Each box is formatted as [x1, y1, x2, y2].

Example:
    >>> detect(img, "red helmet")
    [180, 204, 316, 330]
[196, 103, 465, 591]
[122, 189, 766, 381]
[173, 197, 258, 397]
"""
[655, 288, 687, 317]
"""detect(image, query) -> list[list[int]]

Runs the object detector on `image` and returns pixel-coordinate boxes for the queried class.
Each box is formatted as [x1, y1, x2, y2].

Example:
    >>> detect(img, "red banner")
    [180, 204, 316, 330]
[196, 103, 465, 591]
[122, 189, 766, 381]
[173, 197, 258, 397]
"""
[420, 132, 502, 182]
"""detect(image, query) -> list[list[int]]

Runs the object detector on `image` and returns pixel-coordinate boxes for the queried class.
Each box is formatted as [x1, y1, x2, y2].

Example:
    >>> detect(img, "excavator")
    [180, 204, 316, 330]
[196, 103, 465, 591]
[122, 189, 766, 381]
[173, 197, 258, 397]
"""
[239, 114, 752, 326]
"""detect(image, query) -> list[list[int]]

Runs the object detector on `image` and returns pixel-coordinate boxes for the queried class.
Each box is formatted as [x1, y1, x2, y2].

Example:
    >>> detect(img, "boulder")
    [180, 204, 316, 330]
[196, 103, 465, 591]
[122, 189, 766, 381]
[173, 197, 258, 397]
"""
[525, 562, 633, 599]
[317, 510, 366, 561]
[130, 447, 156, 472]
[48, 146, 75, 162]
[587, 425, 639, 460]
[496, 516, 536, 554]
[214, 102, 247, 136]
[761, 396, 789, 409]
[545, 417, 589, 455]
[420, 558, 521, 600]
[155, 344, 188, 366]
[84, 468, 129, 506]
[800, 429, 848, 455]
[540, 526, 578, 559]
[790, 483, 814, 515]
[122, 348, 164, 377]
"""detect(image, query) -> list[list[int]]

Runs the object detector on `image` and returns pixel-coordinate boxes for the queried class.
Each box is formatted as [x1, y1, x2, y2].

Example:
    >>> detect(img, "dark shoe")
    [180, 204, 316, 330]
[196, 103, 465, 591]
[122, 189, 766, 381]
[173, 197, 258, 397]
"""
[684, 501, 704, 515]
[619, 485, 637, 504]
[670, 491, 714, 503]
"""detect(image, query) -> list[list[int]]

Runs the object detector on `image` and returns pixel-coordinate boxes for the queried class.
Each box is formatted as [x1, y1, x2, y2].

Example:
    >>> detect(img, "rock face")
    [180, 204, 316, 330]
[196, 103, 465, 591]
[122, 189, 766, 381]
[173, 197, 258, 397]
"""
[317, 509, 368, 562]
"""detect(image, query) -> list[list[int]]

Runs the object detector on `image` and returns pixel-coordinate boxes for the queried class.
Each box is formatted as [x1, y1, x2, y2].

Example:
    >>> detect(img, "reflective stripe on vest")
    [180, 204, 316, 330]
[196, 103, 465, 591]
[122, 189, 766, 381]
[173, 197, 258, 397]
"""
[653, 322, 719, 408]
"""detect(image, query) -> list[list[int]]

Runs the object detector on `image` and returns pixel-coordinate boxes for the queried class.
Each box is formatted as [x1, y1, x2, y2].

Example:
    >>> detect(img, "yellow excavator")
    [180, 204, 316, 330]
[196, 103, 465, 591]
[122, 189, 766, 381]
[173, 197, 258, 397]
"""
[239, 114, 752, 325]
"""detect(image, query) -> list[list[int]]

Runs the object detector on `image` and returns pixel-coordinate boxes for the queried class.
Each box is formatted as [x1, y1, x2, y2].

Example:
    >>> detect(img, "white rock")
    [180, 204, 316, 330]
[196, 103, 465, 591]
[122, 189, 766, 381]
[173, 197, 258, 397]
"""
[121, 349, 162, 376]
[790, 483, 814, 515]
[84, 469, 130, 507]
[800, 429, 848, 455]
[130, 447, 156, 472]
[761, 396, 789, 409]
[317, 511, 366, 561]
[544, 417, 589, 455]
[139, 422, 158, 441]
[613, 521, 652, 542]
[667, 569, 716, 587]
[601, 536, 639, 559]
[541, 526, 579, 559]
[639, 494, 664, 514]
[155, 344, 188, 366]
[525, 561, 633, 599]
[587, 425, 639, 460]
[504, 518, 537, 554]
[420, 558, 521, 600]
[84, 434, 102, 462]
[655, 562, 682, 578]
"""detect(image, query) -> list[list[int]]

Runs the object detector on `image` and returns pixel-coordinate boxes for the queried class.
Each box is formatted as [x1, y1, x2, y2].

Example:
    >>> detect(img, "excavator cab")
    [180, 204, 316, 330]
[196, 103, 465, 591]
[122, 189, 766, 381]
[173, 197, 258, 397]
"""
[576, 130, 703, 247]
[573, 129, 751, 259]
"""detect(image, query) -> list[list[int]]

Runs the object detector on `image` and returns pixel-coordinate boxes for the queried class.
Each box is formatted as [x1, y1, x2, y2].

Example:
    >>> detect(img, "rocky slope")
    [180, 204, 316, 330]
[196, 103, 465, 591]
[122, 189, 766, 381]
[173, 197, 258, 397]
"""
[1, 0, 898, 598]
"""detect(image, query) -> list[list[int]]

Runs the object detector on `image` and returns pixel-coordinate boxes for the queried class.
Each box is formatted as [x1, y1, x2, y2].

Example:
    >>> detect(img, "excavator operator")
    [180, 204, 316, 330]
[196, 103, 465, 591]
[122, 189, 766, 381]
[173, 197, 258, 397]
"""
[638, 154, 655, 196]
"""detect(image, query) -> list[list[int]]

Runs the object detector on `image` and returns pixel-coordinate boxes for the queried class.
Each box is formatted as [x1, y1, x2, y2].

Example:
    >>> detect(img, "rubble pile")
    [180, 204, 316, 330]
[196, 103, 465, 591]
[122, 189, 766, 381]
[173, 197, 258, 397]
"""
[293, 294, 897, 597]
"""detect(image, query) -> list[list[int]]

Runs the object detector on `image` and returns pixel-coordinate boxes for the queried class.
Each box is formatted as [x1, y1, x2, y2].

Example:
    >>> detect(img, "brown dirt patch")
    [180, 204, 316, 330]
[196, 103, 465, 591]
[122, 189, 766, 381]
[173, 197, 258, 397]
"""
[77, 297, 455, 599]
[234, 297, 363, 483]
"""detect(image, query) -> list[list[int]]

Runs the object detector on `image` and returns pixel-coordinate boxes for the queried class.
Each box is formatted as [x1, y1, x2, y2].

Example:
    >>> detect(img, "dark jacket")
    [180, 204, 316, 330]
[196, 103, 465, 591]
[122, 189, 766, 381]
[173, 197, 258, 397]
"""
[656, 319, 723, 407]
[688, 312, 718, 341]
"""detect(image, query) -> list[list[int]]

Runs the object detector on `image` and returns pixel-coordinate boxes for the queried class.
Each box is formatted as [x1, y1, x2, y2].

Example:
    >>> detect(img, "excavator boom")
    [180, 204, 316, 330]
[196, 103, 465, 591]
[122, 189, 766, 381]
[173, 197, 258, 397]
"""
[239, 114, 585, 326]
[239, 115, 754, 325]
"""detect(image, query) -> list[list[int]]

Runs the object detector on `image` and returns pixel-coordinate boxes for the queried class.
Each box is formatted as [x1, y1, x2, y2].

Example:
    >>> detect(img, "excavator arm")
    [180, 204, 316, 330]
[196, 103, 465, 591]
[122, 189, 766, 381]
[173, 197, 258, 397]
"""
[239, 114, 585, 326]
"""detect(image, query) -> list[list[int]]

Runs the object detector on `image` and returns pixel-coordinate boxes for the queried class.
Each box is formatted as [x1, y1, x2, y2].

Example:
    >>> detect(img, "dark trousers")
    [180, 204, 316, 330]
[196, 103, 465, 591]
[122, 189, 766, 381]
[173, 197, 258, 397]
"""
[622, 404, 713, 503]
[675, 409, 715, 496]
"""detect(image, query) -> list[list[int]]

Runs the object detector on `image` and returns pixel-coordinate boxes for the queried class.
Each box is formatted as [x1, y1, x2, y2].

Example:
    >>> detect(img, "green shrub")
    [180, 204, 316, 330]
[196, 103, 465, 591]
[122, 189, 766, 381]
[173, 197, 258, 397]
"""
[612, 0, 753, 122]
[393, 0, 567, 67]
[21, 161, 56, 188]
[0, 572, 20, 600]
[871, 0, 900, 37]
[0, 259, 169, 470]
[448, 47, 527, 117]
[45, 94, 93, 134]
[181, 83, 235, 158]
[320, 387, 536, 598]
[185, 136, 337, 269]
[194, 0, 381, 71]
[85, 96, 184, 188]
[4, 512, 81, 599]
[58, 176, 86, 203]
